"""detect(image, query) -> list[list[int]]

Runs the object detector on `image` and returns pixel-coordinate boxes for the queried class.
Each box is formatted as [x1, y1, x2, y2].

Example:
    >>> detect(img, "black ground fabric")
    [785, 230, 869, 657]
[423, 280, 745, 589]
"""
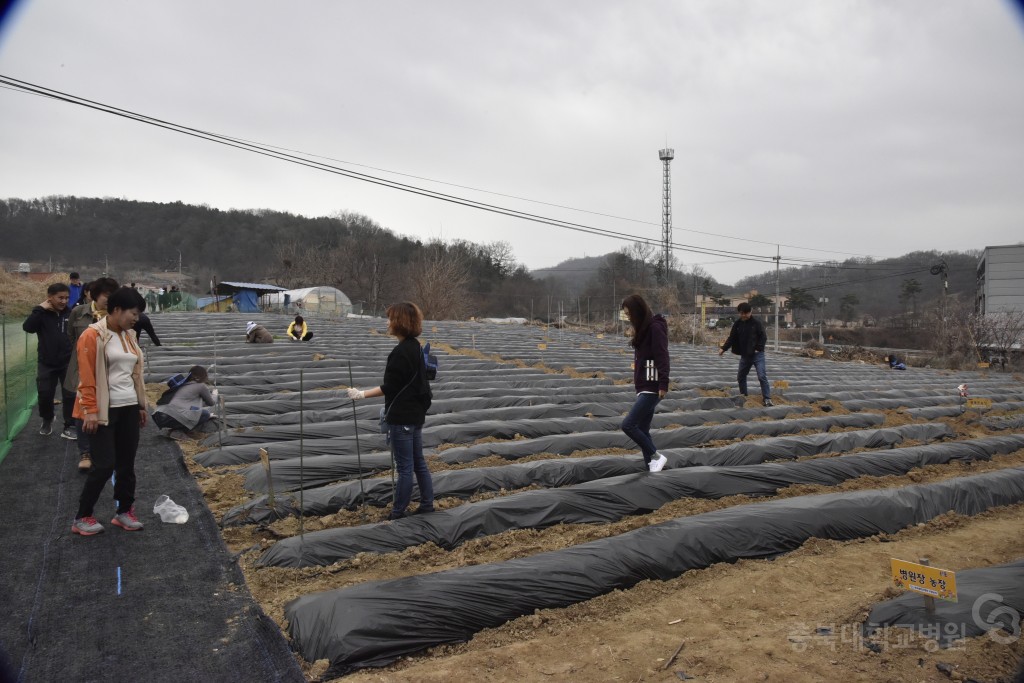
[433, 413, 883, 464]
[257, 434, 1022, 568]
[863, 559, 1024, 648]
[0, 418, 303, 683]
[25, 312, 1017, 679]
[284, 468, 1024, 676]
[222, 423, 954, 526]
[196, 404, 815, 466]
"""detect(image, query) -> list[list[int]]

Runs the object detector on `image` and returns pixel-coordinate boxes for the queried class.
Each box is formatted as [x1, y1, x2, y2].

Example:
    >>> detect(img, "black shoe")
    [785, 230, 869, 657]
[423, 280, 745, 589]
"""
[39, 419, 53, 436]
[412, 506, 435, 515]
[387, 511, 406, 521]
[60, 426, 77, 440]
[763, 398, 774, 407]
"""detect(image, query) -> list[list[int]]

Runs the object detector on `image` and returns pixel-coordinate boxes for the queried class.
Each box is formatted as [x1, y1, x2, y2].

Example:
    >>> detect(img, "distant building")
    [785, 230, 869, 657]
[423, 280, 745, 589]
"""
[977, 245, 1024, 314]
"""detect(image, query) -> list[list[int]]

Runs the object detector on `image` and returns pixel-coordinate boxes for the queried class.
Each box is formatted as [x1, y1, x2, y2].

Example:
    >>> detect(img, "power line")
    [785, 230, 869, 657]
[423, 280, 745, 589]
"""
[0, 74, 907, 271]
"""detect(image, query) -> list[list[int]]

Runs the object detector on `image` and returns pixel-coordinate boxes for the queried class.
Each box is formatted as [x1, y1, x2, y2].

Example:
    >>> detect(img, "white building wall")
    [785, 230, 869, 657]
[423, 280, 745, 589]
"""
[978, 245, 1024, 314]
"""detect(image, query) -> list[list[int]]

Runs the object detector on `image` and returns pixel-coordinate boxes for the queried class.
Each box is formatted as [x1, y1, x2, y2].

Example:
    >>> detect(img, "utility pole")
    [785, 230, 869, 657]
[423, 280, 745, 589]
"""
[818, 297, 829, 344]
[178, 250, 182, 276]
[774, 246, 781, 352]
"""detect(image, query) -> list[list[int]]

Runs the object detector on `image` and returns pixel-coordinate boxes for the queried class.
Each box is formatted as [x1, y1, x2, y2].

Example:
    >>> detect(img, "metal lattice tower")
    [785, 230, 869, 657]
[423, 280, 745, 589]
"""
[658, 148, 674, 279]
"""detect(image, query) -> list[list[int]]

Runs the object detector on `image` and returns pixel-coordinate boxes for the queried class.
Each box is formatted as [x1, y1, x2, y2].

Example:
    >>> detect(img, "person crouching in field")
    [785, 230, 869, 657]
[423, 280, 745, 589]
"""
[71, 287, 148, 536]
[620, 294, 670, 473]
[287, 315, 313, 341]
[245, 321, 273, 343]
[152, 366, 219, 440]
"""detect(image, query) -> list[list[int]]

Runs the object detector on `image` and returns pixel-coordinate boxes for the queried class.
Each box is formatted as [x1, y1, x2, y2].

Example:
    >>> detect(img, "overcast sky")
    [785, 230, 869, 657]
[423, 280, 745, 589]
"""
[1, 0, 1022, 284]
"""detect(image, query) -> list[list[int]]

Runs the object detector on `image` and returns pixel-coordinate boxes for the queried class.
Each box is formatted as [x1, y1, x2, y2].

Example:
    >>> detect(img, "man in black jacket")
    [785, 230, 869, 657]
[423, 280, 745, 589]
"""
[22, 283, 76, 436]
[719, 302, 774, 407]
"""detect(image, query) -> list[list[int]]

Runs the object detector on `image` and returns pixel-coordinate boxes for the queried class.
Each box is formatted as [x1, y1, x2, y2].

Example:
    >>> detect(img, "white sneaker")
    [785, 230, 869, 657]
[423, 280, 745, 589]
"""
[649, 453, 668, 473]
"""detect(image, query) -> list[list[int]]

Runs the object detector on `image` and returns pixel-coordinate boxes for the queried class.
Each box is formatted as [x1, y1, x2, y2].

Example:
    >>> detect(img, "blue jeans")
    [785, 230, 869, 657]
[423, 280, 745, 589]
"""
[737, 352, 770, 399]
[389, 424, 434, 517]
[621, 392, 661, 463]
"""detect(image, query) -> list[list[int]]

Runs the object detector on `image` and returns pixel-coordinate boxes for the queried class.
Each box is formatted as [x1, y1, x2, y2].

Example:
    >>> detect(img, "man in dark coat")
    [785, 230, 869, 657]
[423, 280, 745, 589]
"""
[22, 283, 76, 436]
[719, 302, 773, 407]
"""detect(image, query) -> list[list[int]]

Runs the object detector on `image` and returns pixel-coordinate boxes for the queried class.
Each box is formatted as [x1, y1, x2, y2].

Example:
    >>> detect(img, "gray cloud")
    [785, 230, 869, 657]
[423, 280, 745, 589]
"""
[1, 0, 1021, 284]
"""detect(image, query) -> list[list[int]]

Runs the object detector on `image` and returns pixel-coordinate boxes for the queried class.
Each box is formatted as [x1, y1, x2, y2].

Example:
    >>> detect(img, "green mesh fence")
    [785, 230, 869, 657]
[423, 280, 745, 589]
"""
[1, 315, 37, 463]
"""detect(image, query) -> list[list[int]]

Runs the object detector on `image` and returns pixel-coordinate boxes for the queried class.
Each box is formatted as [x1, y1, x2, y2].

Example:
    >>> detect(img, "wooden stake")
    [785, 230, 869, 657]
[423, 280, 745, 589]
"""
[260, 448, 275, 509]
[920, 557, 936, 615]
[662, 641, 685, 670]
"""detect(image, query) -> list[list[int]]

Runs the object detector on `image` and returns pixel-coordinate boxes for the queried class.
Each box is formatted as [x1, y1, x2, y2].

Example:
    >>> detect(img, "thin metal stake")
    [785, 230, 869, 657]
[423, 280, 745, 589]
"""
[299, 368, 304, 538]
[346, 361, 367, 506]
[3, 314, 9, 440]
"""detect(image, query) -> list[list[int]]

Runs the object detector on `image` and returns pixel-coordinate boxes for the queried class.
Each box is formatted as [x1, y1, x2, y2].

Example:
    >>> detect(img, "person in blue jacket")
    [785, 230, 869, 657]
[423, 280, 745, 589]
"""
[620, 294, 671, 473]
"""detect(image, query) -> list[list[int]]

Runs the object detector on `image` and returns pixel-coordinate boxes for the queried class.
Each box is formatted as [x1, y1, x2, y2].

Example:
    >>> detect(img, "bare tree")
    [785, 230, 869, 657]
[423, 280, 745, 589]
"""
[626, 241, 656, 288]
[272, 239, 334, 288]
[978, 309, 1024, 370]
[483, 240, 517, 278]
[408, 240, 471, 319]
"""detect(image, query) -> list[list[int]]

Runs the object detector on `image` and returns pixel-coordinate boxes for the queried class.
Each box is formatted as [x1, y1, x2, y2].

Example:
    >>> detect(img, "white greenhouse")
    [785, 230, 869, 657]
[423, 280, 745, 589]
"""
[265, 286, 353, 316]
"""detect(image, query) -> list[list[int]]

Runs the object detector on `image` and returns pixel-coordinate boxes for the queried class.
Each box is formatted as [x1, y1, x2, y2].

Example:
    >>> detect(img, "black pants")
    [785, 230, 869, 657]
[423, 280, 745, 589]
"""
[76, 405, 140, 518]
[36, 362, 75, 427]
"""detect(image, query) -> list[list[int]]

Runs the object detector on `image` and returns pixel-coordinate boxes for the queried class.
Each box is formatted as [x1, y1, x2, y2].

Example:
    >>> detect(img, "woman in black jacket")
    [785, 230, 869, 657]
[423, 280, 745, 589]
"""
[620, 295, 671, 472]
[347, 302, 435, 519]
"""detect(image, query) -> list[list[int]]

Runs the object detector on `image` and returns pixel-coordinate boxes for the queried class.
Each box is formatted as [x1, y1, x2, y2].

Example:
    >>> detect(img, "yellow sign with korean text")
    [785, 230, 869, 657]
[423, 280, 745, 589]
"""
[813, 350, 824, 357]
[773, 380, 790, 389]
[596, 334, 604, 339]
[976, 362, 990, 369]
[966, 397, 992, 409]
[890, 559, 957, 603]
[537, 343, 547, 350]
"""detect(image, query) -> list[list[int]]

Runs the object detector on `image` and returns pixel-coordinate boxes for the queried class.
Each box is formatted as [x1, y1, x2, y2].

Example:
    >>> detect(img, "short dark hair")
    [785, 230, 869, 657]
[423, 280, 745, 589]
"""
[737, 302, 752, 314]
[47, 283, 70, 296]
[294, 315, 304, 325]
[386, 302, 423, 338]
[189, 365, 209, 383]
[69, 272, 80, 279]
[89, 277, 120, 300]
[107, 286, 147, 313]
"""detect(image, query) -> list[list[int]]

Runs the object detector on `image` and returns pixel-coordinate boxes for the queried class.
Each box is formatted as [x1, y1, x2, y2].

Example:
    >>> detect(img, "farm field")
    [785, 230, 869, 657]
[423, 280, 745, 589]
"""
[146, 312, 1024, 682]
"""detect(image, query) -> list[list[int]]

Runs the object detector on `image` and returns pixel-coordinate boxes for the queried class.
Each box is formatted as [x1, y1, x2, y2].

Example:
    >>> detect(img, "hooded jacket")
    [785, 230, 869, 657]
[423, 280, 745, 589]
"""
[246, 325, 274, 343]
[72, 317, 147, 425]
[631, 314, 670, 394]
[22, 305, 72, 368]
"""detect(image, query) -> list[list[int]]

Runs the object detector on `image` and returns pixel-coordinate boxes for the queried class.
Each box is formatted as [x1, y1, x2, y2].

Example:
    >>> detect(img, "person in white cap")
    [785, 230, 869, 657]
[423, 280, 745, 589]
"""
[245, 321, 273, 343]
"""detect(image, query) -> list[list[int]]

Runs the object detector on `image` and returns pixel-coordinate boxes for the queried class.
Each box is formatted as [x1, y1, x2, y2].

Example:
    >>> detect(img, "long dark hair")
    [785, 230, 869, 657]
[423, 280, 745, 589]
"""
[621, 294, 653, 348]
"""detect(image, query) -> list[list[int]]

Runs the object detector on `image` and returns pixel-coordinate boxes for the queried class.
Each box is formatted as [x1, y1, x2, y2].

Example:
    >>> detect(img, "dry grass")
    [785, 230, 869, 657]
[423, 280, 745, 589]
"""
[0, 270, 70, 317]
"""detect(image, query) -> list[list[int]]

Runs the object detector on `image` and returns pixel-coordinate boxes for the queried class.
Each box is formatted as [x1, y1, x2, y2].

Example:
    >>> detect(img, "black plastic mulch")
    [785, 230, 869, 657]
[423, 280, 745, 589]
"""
[0, 421, 303, 683]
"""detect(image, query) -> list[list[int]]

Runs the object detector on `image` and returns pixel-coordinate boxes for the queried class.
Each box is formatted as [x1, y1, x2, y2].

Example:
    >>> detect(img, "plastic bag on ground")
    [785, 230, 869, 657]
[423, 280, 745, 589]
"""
[153, 495, 189, 524]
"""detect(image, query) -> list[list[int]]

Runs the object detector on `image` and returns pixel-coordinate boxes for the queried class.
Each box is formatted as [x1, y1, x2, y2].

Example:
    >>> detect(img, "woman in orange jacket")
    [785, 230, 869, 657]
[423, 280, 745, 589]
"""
[71, 287, 149, 536]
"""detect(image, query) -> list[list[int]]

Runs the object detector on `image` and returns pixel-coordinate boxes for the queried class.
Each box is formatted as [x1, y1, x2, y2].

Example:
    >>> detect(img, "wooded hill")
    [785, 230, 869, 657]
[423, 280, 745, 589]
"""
[1, 196, 983, 323]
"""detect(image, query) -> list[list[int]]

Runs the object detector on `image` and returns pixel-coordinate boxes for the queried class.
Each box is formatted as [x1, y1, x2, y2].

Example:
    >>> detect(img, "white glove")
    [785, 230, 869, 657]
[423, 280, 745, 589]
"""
[347, 388, 365, 400]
